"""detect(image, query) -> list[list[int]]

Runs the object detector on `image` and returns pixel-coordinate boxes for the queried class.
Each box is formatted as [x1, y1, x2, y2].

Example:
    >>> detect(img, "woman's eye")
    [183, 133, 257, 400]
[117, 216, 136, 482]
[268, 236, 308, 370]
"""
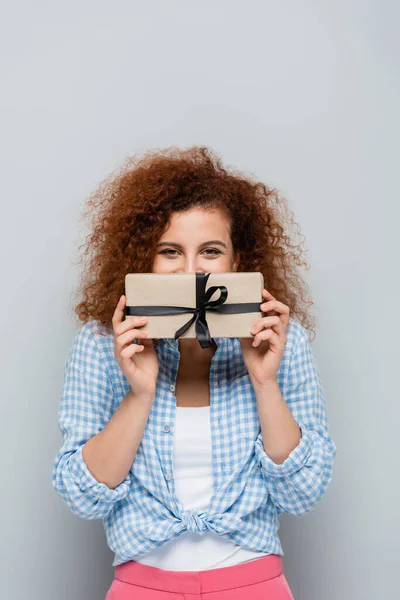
[203, 249, 221, 255]
[160, 248, 221, 257]
[160, 249, 179, 256]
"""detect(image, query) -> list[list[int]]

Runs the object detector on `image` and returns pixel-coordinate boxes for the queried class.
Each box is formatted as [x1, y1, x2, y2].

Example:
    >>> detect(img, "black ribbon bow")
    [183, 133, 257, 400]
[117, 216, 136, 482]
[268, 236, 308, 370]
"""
[125, 272, 261, 349]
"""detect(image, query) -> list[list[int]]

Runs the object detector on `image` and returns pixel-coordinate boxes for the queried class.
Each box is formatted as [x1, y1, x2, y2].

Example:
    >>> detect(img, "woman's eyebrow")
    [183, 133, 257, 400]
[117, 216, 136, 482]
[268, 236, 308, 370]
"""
[156, 240, 227, 249]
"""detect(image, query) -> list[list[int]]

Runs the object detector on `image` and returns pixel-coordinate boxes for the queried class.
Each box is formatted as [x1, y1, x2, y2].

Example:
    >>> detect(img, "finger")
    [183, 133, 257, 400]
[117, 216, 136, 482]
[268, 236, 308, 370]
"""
[114, 317, 147, 337]
[120, 343, 145, 358]
[251, 316, 282, 335]
[115, 317, 148, 339]
[261, 290, 288, 309]
[112, 295, 127, 329]
[260, 299, 290, 327]
[260, 299, 289, 314]
[113, 307, 148, 337]
[112, 296, 147, 331]
[252, 328, 279, 348]
[116, 328, 148, 350]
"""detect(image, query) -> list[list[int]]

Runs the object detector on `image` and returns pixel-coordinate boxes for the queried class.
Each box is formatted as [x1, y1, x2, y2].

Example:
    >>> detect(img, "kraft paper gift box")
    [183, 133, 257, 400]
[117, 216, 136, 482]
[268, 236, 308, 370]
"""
[124, 272, 264, 349]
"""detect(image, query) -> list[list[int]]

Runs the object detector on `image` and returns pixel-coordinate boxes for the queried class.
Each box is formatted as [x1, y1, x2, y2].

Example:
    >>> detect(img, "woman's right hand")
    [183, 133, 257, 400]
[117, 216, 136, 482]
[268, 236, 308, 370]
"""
[112, 295, 159, 397]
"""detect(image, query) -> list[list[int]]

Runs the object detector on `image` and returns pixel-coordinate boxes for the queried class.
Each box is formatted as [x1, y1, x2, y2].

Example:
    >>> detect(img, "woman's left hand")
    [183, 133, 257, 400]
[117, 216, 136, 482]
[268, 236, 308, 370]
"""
[239, 289, 290, 386]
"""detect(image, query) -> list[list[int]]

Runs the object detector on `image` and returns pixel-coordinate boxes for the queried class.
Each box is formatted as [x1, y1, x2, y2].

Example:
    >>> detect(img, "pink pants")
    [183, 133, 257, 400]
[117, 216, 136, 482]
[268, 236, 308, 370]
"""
[105, 554, 295, 599]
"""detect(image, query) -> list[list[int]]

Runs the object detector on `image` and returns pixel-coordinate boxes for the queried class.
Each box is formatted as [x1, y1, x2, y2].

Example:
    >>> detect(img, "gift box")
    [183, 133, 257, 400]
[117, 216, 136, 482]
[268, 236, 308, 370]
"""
[124, 272, 264, 348]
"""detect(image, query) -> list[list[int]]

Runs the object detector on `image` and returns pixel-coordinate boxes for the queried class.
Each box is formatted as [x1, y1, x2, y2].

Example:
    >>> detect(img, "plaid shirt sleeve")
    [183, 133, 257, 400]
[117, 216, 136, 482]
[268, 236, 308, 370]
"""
[254, 324, 337, 516]
[51, 323, 131, 519]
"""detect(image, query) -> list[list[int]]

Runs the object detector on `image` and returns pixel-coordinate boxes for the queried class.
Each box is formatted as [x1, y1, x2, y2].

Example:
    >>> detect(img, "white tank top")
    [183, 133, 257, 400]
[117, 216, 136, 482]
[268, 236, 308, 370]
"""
[133, 405, 271, 571]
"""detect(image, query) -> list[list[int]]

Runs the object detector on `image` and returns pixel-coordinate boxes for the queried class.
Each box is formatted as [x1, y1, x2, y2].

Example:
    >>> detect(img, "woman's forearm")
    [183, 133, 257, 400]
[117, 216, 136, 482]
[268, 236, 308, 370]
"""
[253, 379, 302, 464]
[82, 390, 155, 489]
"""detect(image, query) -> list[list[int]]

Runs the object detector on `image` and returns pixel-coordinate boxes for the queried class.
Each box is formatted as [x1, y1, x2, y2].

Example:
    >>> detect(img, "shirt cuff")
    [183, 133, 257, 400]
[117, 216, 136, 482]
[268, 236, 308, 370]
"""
[68, 444, 131, 502]
[254, 422, 313, 478]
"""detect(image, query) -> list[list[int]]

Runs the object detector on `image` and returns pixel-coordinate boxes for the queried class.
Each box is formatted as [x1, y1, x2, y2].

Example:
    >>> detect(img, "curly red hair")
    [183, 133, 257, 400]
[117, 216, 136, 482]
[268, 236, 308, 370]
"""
[72, 146, 316, 339]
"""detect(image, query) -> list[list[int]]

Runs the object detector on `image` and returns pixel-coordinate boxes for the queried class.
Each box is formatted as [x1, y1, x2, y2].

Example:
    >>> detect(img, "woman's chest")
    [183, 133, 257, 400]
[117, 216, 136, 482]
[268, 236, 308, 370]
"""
[175, 363, 211, 407]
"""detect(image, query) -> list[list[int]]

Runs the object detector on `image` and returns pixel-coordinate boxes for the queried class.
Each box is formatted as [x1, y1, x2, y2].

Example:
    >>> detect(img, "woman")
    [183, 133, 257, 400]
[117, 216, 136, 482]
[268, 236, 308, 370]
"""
[52, 146, 336, 599]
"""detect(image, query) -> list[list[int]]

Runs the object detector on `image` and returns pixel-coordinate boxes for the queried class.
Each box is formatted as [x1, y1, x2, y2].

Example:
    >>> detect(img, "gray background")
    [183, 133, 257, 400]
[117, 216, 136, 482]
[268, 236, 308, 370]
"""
[1, 1, 398, 599]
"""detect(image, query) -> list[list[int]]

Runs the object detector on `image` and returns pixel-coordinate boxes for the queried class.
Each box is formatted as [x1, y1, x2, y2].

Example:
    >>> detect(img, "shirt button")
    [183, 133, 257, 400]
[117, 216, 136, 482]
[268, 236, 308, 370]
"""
[163, 425, 170, 433]
[170, 384, 176, 393]
[165, 473, 172, 481]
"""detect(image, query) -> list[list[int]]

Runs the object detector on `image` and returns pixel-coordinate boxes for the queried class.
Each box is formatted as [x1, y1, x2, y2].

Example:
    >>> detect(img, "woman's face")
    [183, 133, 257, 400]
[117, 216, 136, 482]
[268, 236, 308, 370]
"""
[152, 207, 239, 274]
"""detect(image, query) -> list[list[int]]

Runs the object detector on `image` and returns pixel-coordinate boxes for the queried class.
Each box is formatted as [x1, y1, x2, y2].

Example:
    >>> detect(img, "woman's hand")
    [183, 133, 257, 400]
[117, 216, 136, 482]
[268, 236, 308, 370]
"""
[112, 295, 159, 397]
[239, 289, 290, 386]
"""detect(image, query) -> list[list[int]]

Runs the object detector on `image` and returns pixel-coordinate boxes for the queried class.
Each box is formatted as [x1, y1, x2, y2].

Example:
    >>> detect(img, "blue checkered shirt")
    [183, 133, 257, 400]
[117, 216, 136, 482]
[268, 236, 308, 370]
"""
[52, 316, 337, 567]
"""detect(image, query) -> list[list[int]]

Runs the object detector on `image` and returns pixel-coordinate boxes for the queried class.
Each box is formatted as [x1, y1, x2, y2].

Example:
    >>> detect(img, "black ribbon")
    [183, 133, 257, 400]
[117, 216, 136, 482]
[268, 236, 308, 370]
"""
[125, 272, 261, 348]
